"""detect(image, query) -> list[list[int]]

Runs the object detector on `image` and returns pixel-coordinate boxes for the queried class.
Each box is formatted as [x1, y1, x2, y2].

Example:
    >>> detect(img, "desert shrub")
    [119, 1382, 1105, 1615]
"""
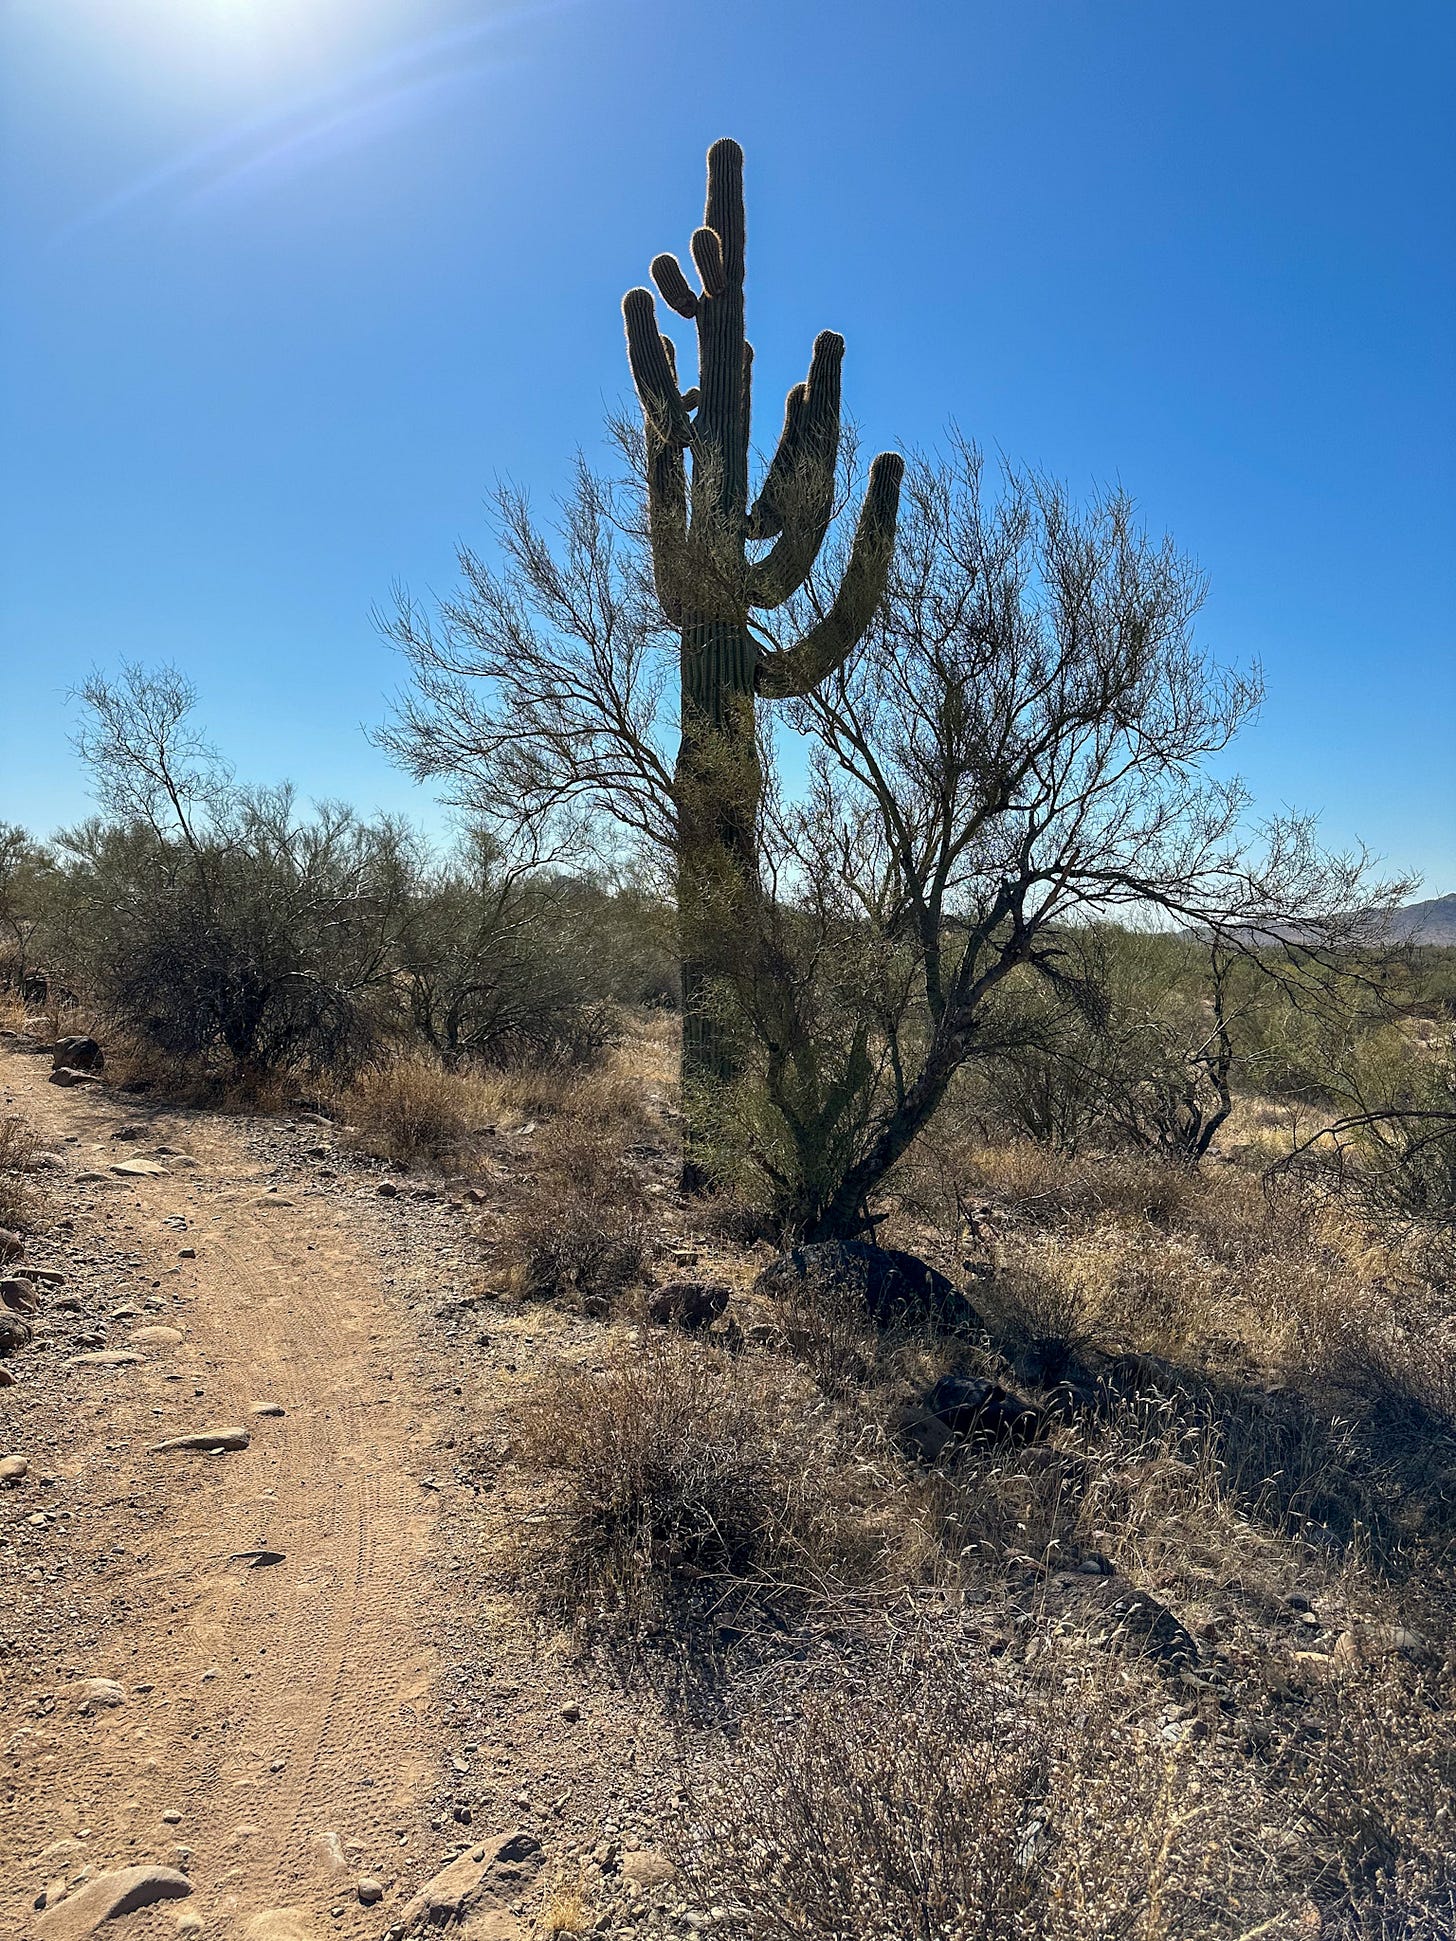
[0, 1114, 41, 1231]
[341, 1055, 504, 1167]
[517, 1336, 871, 1636]
[678, 1622, 1290, 1940]
[501, 1116, 651, 1308]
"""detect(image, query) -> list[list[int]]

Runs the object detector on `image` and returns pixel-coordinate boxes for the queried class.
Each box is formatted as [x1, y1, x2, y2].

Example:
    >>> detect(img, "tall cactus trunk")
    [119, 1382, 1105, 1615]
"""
[676, 614, 761, 1186]
[623, 140, 905, 1195]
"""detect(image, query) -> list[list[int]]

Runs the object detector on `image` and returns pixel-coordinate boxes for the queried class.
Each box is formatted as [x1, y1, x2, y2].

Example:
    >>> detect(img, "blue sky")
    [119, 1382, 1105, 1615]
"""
[2, 0, 1452, 888]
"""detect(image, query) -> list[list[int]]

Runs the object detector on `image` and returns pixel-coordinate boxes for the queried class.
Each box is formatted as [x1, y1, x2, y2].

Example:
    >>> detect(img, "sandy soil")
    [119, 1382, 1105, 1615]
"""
[0, 1045, 684, 1941]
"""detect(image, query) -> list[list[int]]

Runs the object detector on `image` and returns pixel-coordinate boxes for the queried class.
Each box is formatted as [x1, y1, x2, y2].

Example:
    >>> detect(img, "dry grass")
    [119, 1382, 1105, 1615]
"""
[677, 1614, 1456, 1939]
[498, 1106, 655, 1310]
[0, 1113, 42, 1230]
[516, 1334, 881, 1641]
[339, 1054, 509, 1167]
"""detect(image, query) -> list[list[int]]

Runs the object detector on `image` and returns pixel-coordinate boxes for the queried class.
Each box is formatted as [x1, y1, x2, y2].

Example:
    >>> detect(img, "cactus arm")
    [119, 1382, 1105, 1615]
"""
[746, 381, 808, 541]
[622, 288, 691, 623]
[651, 253, 699, 319]
[755, 453, 905, 697]
[745, 330, 844, 608]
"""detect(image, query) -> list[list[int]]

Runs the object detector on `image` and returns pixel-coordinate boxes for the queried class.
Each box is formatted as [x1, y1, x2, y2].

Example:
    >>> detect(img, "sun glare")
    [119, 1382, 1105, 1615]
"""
[26, 0, 418, 95]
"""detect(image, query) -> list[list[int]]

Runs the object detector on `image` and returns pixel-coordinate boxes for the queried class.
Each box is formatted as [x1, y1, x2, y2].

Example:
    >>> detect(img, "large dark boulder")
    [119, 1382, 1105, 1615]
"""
[902, 1373, 1046, 1461]
[51, 1034, 104, 1072]
[646, 1279, 731, 1330]
[754, 1240, 983, 1333]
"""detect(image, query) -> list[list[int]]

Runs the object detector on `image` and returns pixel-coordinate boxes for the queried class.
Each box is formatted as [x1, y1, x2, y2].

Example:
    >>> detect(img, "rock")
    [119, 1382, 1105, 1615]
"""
[645, 1279, 731, 1330]
[80, 1678, 126, 1708]
[1333, 1623, 1434, 1669]
[112, 1125, 146, 1141]
[179, 1247, 196, 1259]
[1092, 1588, 1199, 1669]
[396, 1831, 542, 1933]
[560, 1702, 581, 1722]
[377, 1181, 399, 1197]
[250, 1401, 286, 1417]
[35, 1864, 189, 1937]
[0, 1366, 14, 1386]
[620, 1852, 676, 1888]
[357, 1878, 384, 1905]
[311, 1829, 348, 1873]
[0, 1311, 34, 1355]
[150, 1425, 251, 1454]
[49, 1067, 103, 1088]
[67, 1351, 141, 1368]
[0, 1228, 22, 1261]
[28, 1267, 67, 1286]
[111, 1158, 168, 1178]
[755, 1240, 982, 1332]
[0, 1455, 28, 1484]
[1, 1274, 39, 1313]
[902, 1374, 1045, 1460]
[51, 1035, 104, 1072]
[131, 1325, 185, 1346]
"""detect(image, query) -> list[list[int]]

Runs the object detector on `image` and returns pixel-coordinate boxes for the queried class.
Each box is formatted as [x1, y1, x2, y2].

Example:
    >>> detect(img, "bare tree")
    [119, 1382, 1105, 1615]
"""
[383, 432, 1405, 1234]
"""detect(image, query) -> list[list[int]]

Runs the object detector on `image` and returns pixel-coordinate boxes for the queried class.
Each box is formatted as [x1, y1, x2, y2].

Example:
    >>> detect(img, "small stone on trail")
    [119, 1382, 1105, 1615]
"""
[560, 1702, 581, 1722]
[179, 1247, 197, 1259]
[357, 1878, 384, 1905]
[0, 1276, 38, 1313]
[161, 1810, 183, 1824]
[621, 1852, 676, 1889]
[249, 1401, 286, 1416]
[80, 1678, 126, 1708]
[111, 1158, 168, 1178]
[312, 1830, 348, 1873]
[67, 1351, 141, 1369]
[0, 1455, 29, 1484]
[150, 1425, 251, 1454]
[132, 1325, 185, 1346]
[377, 1181, 398, 1197]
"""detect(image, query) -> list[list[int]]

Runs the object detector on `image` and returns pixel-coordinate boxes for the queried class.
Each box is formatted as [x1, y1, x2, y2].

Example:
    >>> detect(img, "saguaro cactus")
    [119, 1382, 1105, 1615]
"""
[623, 138, 904, 1180]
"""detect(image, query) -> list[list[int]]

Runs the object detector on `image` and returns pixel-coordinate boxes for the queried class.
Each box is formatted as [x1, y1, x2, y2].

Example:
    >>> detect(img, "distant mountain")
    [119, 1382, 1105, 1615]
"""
[1387, 893, 1456, 946]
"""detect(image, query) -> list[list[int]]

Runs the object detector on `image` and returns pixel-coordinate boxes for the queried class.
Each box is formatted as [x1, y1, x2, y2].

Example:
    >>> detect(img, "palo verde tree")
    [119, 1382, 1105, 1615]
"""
[622, 138, 904, 1170]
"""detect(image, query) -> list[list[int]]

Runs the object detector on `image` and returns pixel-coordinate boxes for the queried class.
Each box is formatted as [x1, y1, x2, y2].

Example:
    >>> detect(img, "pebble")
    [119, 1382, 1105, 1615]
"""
[357, 1878, 384, 1905]
[0, 1455, 28, 1485]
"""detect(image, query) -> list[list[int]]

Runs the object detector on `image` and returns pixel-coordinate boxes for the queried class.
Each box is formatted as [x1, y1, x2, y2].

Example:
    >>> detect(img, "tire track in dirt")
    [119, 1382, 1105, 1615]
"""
[1, 1054, 441, 1939]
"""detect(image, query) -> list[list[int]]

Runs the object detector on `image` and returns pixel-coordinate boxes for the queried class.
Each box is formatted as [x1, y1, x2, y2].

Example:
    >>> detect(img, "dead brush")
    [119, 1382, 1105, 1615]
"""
[339, 1053, 506, 1166]
[676, 1618, 1293, 1940]
[516, 1334, 878, 1639]
[501, 1116, 651, 1310]
[0, 1113, 42, 1230]
[1290, 1657, 1456, 1932]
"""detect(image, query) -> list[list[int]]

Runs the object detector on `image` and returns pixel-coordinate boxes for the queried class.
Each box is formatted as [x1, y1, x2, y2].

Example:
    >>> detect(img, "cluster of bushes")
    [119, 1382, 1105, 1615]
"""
[0, 670, 673, 1091]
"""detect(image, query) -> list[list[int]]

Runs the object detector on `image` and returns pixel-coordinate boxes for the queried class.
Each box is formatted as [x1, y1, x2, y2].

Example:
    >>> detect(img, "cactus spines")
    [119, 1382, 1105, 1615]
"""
[623, 138, 904, 1181]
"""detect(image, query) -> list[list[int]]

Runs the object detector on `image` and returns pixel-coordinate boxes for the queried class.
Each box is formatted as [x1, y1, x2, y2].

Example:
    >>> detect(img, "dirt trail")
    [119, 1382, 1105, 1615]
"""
[2, 1051, 441, 1939]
